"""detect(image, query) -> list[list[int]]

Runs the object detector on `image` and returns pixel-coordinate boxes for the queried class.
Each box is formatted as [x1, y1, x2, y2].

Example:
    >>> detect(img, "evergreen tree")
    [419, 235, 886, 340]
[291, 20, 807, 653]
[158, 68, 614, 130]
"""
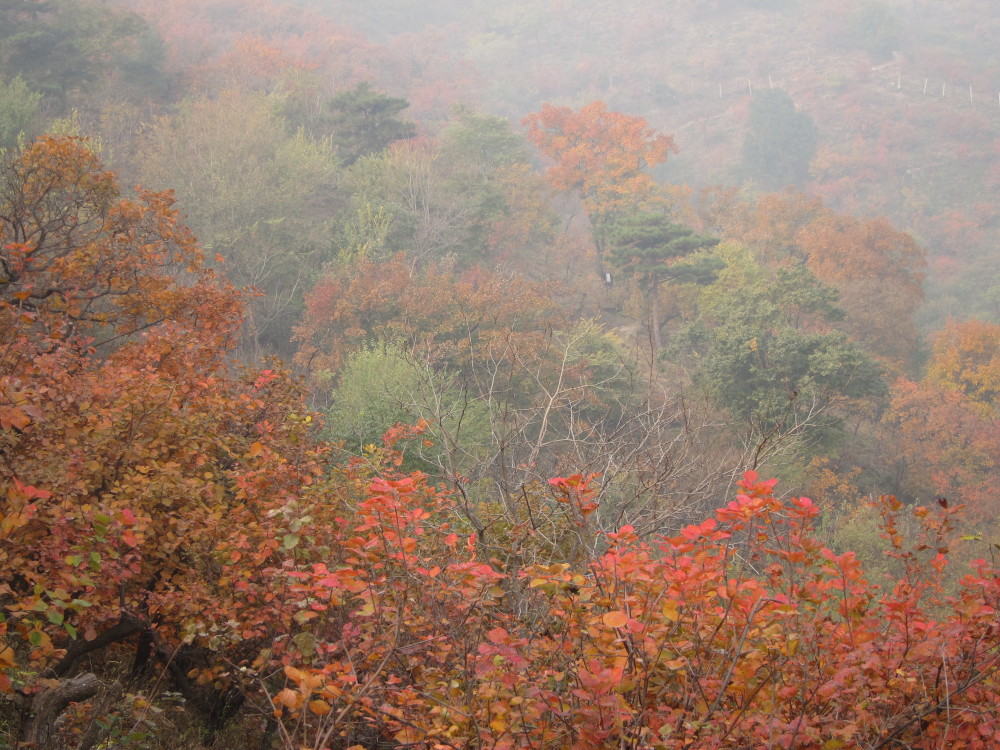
[606, 212, 722, 352]
[0, 0, 167, 103]
[740, 89, 818, 190]
[326, 82, 417, 165]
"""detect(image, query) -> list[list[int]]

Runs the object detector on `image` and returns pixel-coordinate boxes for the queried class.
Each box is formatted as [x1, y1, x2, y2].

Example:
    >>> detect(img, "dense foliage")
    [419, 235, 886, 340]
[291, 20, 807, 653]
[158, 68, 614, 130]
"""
[2, 0, 1000, 747]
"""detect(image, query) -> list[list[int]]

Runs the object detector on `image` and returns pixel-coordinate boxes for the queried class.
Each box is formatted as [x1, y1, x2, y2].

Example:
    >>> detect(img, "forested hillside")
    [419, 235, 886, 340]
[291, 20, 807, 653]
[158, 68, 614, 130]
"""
[2, 0, 1000, 747]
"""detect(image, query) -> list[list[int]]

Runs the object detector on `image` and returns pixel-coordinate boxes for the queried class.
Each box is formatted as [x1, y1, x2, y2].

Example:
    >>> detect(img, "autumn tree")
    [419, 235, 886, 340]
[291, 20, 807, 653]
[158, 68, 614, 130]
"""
[523, 101, 677, 229]
[719, 193, 927, 369]
[926, 318, 1000, 408]
[883, 319, 1000, 522]
[797, 212, 926, 368]
[293, 252, 557, 379]
[1, 135, 239, 338]
[7, 146, 1000, 748]
[885, 378, 999, 522]
[714, 190, 825, 266]
[0, 136, 315, 744]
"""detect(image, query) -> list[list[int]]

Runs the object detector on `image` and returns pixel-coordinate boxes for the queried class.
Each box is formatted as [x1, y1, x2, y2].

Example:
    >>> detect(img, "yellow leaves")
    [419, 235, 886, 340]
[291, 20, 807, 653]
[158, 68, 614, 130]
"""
[615, 677, 638, 694]
[602, 610, 629, 629]
[26, 626, 53, 655]
[926, 318, 1000, 407]
[659, 656, 687, 671]
[4, 136, 237, 340]
[523, 101, 677, 222]
[273, 665, 339, 719]
[1, 507, 33, 537]
[488, 715, 508, 734]
[0, 405, 31, 431]
[528, 563, 575, 595]
[307, 699, 331, 715]
[248, 441, 264, 458]
[275, 688, 300, 710]
[661, 599, 680, 623]
[0, 377, 37, 432]
[0, 645, 15, 669]
[283, 664, 308, 684]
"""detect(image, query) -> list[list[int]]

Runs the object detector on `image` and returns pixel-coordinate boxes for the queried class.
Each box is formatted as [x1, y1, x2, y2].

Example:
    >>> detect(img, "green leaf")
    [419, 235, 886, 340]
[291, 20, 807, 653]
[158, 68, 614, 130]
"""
[282, 534, 300, 550]
[293, 632, 316, 658]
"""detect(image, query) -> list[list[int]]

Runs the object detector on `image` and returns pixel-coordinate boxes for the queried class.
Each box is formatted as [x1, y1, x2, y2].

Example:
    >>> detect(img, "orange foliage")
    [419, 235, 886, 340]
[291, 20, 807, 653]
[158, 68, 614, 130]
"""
[1, 135, 241, 342]
[0, 138, 314, 732]
[885, 378, 1000, 522]
[799, 214, 925, 295]
[927, 318, 1000, 407]
[193, 34, 308, 93]
[720, 191, 825, 264]
[257, 470, 1000, 749]
[799, 213, 925, 368]
[123, 0, 379, 92]
[293, 253, 558, 377]
[721, 192, 927, 368]
[523, 101, 677, 223]
[5, 139, 1000, 749]
[486, 164, 559, 265]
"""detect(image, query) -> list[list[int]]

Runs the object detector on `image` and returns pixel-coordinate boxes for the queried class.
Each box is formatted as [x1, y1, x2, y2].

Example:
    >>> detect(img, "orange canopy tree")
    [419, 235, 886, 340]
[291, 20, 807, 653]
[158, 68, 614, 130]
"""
[926, 318, 1000, 408]
[0, 136, 319, 744]
[523, 101, 676, 233]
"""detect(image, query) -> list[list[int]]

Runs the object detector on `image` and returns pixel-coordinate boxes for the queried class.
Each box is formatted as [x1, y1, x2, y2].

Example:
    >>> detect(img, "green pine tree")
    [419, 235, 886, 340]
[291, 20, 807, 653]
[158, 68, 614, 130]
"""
[326, 82, 417, 166]
[741, 89, 818, 190]
[606, 212, 722, 353]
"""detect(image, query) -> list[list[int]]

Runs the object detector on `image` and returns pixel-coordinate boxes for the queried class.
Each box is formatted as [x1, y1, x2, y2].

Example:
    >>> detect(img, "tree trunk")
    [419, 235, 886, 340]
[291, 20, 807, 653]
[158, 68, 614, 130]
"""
[78, 681, 124, 750]
[650, 288, 662, 354]
[18, 673, 100, 748]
